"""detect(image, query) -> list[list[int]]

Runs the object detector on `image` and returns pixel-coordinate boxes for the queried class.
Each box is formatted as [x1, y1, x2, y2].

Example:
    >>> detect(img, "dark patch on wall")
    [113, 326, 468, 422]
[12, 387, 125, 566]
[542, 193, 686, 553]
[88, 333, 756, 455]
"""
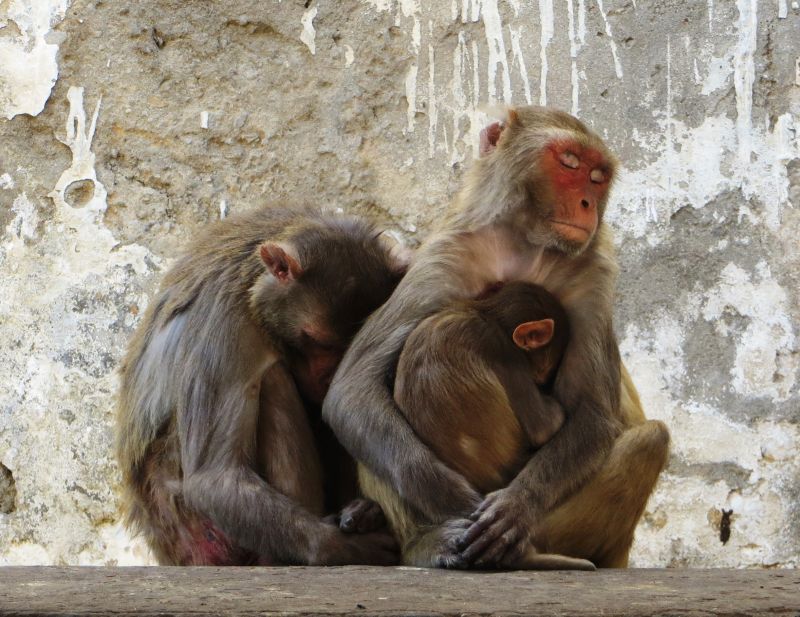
[0, 463, 17, 514]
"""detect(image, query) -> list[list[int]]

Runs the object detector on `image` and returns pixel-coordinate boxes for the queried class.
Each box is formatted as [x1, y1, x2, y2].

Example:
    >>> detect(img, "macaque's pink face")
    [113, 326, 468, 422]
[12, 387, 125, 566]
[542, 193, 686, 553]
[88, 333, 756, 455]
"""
[540, 140, 611, 248]
[294, 325, 344, 405]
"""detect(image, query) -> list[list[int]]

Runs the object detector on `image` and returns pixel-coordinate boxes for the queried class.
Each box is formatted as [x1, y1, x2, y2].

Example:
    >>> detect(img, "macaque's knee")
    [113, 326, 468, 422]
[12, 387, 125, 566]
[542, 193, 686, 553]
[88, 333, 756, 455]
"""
[620, 419, 670, 483]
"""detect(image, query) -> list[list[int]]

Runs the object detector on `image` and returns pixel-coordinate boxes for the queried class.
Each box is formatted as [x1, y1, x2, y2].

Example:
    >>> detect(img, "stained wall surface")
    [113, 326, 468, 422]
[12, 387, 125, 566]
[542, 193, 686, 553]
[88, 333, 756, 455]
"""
[0, 0, 797, 566]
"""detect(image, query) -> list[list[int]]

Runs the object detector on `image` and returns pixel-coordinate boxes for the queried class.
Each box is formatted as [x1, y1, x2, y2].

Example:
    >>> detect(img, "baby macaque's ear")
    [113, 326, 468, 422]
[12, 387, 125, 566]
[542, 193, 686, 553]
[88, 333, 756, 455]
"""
[377, 230, 413, 277]
[512, 319, 555, 350]
[259, 243, 303, 282]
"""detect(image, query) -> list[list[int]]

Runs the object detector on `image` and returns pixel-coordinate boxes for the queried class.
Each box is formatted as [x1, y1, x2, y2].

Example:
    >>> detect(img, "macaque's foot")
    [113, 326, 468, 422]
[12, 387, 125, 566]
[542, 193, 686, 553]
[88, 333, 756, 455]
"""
[338, 498, 388, 534]
[313, 526, 399, 566]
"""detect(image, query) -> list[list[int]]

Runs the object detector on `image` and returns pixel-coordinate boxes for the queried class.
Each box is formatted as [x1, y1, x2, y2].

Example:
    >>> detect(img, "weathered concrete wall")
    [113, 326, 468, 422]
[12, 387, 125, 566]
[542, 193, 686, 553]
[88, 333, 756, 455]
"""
[0, 0, 797, 567]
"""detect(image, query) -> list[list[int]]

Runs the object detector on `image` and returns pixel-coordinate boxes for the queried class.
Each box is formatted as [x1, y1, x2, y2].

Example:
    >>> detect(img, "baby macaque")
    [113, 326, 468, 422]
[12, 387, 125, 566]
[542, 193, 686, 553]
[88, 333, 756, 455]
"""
[395, 282, 569, 494]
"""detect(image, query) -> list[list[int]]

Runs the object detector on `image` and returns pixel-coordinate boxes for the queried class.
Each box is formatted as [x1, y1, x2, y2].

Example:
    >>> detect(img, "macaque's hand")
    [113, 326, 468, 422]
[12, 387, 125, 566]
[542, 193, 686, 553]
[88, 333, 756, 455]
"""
[457, 487, 541, 568]
[337, 498, 387, 534]
[427, 517, 473, 569]
[312, 525, 399, 566]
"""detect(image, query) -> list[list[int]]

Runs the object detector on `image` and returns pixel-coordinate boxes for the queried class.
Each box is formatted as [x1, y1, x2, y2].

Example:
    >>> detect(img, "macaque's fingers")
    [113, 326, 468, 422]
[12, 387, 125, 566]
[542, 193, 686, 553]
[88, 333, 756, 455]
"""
[468, 491, 499, 521]
[473, 528, 521, 568]
[339, 498, 387, 534]
[459, 517, 512, 564]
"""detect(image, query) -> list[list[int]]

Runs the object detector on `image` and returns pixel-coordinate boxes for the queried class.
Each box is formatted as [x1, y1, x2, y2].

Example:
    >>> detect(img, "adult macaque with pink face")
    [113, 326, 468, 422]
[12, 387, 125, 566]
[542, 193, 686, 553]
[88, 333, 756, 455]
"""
[323, 106, 670, 569]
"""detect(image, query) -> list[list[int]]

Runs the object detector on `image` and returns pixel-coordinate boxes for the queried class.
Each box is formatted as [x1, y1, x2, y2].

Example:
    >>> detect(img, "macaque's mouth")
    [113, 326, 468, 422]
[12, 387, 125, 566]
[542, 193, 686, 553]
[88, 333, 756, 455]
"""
[550, 220, 592, 240]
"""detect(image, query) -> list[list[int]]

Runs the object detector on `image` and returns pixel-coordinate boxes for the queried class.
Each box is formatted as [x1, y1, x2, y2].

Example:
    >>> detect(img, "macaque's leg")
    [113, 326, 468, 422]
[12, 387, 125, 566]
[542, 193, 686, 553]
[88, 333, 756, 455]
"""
[358, 466, 467, 566]
[255, 362, 325, 516]
[539, 419, 670, 567]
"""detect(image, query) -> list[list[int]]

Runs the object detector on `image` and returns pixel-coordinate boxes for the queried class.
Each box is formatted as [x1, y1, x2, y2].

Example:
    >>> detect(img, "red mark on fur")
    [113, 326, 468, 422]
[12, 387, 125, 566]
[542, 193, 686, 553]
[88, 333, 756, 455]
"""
[475, 281, 505, 300]
[179, 519, 260, 566]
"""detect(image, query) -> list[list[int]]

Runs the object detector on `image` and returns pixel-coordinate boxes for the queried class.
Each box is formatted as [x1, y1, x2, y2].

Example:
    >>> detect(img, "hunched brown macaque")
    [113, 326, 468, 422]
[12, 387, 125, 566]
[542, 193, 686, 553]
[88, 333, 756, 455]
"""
[395, 281, 570, 495]
[117, 205, 406, 566]
[324, 106, 670, 569]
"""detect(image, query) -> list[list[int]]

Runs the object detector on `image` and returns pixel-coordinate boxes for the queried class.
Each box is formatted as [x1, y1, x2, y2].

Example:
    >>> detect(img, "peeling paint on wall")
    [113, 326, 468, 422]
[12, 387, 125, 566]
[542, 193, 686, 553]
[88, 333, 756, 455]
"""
[0, 0, 70, 119]
[0, 85, 158, 564]
[300, 6, 317, 55]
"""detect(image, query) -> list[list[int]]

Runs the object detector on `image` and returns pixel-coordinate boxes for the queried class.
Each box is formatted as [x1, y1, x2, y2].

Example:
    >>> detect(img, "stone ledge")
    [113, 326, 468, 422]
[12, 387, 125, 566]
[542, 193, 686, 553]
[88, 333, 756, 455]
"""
[0, 567, 797, 616]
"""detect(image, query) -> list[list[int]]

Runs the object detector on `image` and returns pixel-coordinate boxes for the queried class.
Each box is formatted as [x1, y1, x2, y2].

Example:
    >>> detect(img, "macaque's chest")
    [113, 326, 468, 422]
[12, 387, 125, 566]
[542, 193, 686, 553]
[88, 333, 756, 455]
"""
[464, 229, 567, 302]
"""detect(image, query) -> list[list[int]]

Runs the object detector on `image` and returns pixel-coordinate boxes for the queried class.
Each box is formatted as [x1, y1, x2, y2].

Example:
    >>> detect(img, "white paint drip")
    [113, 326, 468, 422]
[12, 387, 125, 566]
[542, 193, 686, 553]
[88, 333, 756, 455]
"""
[509, 26, 532, 105]
[707, 0, 714, 31]
[400, 0, 421, 52]
[428, 35, 438, 158]
[398, 0, 421, 132]
[566, 0, 584, 116]
[596, 0, 623, 78]
[459, 0, 481, 22]
[300, 6, 317, 55]
[538, 0, 554, 106]
[49, 87, 106, 217]
[778, 0, 788, 17]
[480, 0, 512, 102]
[219, 199, 228, 219]
[733, 0, 757, 165]
[0, 0, 70, 119]
[404, 64, 418, 132]
[448, 31, 487, 164]
[200, 111, 209, 129]
[665, 37, 673, 197]
[344, 44, 355, 67]
[577, 0, 587, 44]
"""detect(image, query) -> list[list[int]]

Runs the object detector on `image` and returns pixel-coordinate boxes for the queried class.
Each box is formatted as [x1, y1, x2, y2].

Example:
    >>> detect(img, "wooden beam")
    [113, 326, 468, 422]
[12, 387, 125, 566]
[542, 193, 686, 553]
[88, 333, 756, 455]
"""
[0, 567, 797, 616]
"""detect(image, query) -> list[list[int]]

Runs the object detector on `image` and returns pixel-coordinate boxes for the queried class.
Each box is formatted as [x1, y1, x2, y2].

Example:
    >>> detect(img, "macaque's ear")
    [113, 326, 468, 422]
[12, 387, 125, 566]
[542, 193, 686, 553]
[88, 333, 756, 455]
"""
[506, 107, 520, 127]
[378, 230, 413, 276]
[260, 243, 303, 282]
[513, 319, 555, 350]
[478, 107, 519, 157]
[479, 122, 505, 157]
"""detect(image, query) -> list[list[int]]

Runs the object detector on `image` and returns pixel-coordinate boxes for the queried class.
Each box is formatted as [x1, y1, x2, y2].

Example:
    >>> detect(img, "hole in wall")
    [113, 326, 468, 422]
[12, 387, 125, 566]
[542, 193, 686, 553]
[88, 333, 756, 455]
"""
[64, 179, 95, 208]
[0, 462, 16, 514]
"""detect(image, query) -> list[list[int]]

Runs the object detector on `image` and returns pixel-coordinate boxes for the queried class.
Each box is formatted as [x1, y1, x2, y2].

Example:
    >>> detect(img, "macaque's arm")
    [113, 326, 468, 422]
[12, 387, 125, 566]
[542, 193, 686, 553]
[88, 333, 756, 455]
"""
[323, 240, 484, 523]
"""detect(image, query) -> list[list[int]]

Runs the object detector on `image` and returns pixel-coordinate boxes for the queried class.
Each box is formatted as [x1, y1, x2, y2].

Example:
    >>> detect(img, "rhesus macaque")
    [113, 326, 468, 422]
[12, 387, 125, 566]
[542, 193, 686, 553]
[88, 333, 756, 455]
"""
[324, 106, 670, 569]
[396, 281, 571, 494]
[117, 205, 406, 566]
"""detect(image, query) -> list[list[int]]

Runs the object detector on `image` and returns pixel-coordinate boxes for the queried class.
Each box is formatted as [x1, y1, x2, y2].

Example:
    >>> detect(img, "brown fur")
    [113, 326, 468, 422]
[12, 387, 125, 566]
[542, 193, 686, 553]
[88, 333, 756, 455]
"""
[324, 106, 670, 569]
[117, 205, 403, 565]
